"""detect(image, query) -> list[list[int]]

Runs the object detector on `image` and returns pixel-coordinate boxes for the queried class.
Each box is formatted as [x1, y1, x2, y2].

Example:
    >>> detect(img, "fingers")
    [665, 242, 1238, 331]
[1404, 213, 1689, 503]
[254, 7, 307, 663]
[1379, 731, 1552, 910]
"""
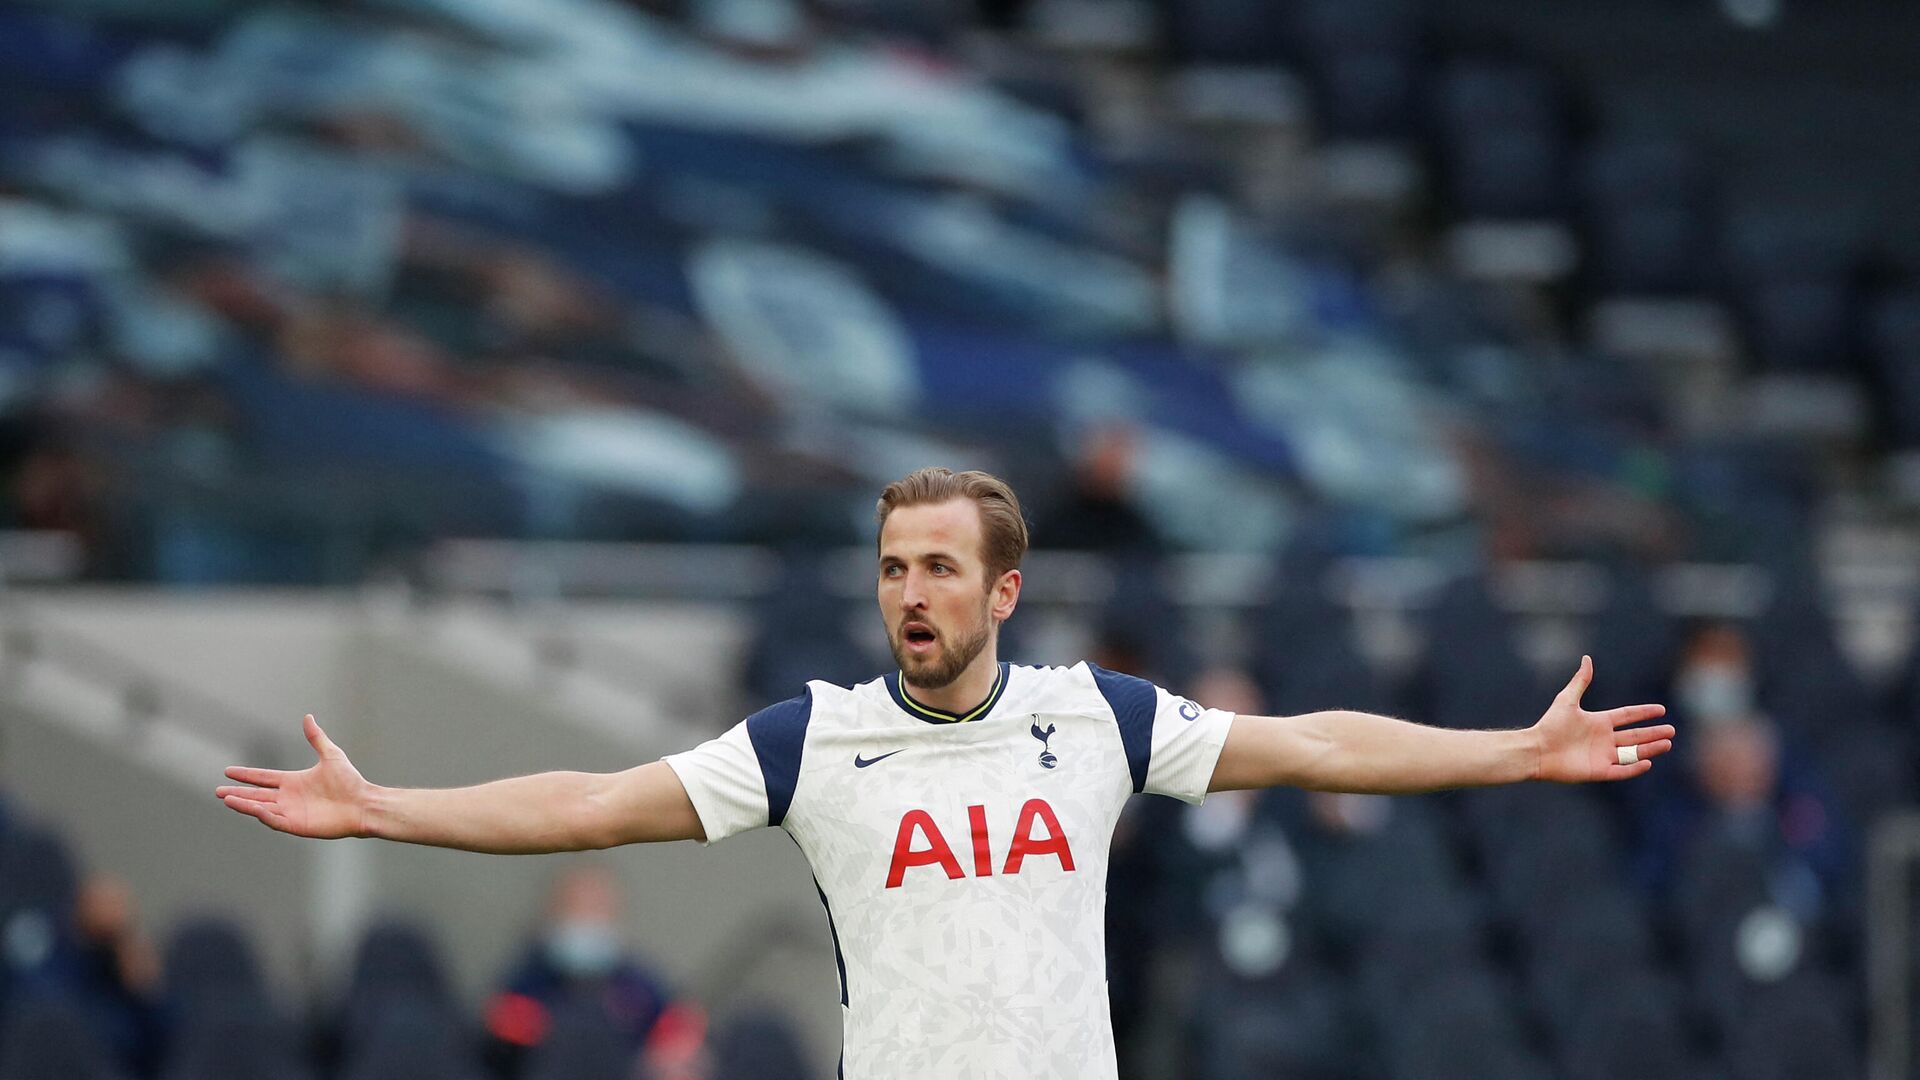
[1604, 740, 1674, 781]
[220, 793, 286, 828]
[223, 766, 284, 788]
[1615, 724, 1676, 746]
[303, 714, 337, 759]
[1607, 758, 1654, 780]
[214, 785, 278, 803]
[1557, 655, 1594, 706]
[1635, 738, 1674, 760]
[1602, 703, 1667, 727]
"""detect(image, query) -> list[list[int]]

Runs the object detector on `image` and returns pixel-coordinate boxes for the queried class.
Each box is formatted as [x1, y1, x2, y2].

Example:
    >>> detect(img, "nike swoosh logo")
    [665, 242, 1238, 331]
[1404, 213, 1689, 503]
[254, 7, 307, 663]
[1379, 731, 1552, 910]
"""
[854, 749, 907, 769]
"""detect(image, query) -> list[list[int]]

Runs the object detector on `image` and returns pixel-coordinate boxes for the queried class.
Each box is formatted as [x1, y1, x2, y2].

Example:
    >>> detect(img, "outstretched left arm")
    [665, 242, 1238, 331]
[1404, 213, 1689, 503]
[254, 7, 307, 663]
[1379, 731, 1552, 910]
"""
[1208, 656, 1672, 794]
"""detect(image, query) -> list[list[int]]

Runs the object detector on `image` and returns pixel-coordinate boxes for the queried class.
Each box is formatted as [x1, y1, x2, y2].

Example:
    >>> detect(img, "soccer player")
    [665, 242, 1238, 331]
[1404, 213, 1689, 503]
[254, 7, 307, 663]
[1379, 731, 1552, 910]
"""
[217, 467, 1675, 1079]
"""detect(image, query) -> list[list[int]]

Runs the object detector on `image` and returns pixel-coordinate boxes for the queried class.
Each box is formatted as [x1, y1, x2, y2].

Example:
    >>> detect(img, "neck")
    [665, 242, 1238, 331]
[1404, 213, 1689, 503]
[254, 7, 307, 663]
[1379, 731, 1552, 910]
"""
[904, 643, 1001, 715]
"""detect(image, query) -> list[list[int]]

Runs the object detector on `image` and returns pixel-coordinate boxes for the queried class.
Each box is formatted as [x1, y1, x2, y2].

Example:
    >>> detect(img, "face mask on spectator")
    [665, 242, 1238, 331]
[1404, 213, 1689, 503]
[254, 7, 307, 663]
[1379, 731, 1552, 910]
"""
[1677, 662, 1754, 722]
[545, 919, 621, 978]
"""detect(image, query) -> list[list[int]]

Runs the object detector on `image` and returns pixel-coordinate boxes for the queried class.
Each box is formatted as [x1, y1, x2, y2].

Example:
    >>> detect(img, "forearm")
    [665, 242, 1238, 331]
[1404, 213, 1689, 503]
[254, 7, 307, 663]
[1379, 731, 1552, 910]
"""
[1211, 711, 1540, 794]
[362, 771, 626, 854]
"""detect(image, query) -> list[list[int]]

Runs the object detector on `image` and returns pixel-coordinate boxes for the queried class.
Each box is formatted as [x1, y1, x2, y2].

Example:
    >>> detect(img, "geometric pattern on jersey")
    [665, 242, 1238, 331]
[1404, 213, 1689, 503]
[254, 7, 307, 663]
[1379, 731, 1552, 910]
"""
[664, 661, 1235, 1080]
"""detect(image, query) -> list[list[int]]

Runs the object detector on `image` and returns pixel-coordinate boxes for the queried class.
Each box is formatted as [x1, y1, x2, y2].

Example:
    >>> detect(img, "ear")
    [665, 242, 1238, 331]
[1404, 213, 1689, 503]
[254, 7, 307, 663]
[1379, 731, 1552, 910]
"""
[990, 568, 1021, 623]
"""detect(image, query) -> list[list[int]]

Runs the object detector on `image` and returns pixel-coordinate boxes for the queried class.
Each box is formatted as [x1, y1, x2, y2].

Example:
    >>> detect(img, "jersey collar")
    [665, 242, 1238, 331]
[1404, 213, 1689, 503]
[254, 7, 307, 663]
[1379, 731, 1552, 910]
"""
[886, 661, 1010, 724]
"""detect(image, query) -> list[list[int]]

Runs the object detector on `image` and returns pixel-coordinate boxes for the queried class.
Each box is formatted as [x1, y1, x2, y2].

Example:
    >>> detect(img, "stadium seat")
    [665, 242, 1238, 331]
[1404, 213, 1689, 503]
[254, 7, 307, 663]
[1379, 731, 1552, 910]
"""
[160, 997, 313, 1080]
[0, 823, 81, 1012]
[1577, 138, 1716, 296]
[1417, 574, 1548, 732]
[1292, 0, 1424, 141]
[743, 547, 875, 702]
[1753, 584, 1880, 738]
[343, 919, 455, 1008]
[1385, 967, 1545, 1080]
[160, 917, 266, 1021]
[1554, 968, 1698, 1080]
[1585, 564, 1680, 708]
[1191, 959, 1354, 1080]
[337, 995, 483, 1080]
[1251, 583, 1389, 717]
[1432, 61, 1569, 221]
[1470, 787, 1624, 933]
[1164, 0, 1293, 64]
[1724, 973, 1859, 1080]
[1723, 222, 1861, 375]
[1521, 888, 1659, 1038]
[1294, 798, 1464, 953]
[709, 1008, 813, 1080]
[1865, 289, 1920, 448]
[521, 999, 635, 1080]
[1353, 917, 1491, 1029]
[0, 994, 123, 1080]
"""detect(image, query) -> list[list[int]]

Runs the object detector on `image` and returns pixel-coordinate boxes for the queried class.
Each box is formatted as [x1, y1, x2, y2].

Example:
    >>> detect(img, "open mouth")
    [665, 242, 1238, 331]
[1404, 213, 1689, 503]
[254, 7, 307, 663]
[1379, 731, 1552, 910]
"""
[903, 623, 937, 652]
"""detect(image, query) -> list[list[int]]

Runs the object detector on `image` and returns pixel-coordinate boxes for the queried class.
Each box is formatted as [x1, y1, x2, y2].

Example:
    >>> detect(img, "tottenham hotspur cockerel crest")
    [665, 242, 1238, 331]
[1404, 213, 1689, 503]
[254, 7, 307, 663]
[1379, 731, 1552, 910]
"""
[1031, 720, 1058, 769]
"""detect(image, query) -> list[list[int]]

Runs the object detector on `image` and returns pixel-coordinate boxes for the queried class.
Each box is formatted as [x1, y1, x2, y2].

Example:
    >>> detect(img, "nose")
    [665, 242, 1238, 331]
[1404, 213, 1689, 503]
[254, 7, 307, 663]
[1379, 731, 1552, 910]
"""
[899, 567, 930, 611]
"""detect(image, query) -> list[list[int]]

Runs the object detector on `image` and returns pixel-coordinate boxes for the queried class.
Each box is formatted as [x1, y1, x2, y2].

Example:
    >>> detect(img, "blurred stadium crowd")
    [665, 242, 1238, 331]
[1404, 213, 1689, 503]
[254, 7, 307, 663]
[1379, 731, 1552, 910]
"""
[3, 0, 1920, 1076]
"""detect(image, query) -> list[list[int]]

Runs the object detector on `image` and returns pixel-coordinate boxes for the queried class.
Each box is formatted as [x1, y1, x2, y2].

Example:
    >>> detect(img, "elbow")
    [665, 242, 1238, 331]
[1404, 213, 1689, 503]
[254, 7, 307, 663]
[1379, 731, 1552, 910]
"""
[574, 778, 624, 851]
[1275, 716, 1352, 792]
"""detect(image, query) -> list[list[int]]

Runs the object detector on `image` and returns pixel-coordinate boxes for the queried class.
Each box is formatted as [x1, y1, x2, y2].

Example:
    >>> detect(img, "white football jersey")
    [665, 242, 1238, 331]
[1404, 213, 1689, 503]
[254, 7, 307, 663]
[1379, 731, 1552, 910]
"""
[663, 661, 1236, 1079]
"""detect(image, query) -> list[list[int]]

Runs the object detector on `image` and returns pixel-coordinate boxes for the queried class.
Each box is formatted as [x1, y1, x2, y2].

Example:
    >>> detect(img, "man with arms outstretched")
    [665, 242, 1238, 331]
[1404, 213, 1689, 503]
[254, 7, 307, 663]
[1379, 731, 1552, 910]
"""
[218, 467, 1675, 1079]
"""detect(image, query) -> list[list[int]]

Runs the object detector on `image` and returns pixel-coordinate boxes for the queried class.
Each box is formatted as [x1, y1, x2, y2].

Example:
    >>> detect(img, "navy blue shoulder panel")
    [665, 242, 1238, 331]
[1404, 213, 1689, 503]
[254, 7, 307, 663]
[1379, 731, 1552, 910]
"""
[745, 686, 813, 828]
[1088, 663, 1155, 793]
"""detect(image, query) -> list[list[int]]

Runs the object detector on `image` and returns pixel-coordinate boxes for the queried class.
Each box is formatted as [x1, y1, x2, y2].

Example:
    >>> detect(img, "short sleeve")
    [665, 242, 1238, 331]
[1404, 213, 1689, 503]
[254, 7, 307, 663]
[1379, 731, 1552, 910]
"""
[1086, 664, 1235, 805]
[662, 687, 813, 845]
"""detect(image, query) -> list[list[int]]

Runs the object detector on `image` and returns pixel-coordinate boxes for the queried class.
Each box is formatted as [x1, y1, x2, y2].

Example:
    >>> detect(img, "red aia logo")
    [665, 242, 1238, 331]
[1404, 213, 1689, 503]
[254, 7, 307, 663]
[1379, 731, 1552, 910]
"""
[884, 799, 1076, 889]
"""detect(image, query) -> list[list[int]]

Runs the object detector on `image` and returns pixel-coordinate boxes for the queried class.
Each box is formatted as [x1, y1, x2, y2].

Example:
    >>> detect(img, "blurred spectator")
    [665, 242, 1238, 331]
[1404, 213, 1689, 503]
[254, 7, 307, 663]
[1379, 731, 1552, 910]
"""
[1672, 620, 1761, 726]
[70, 875, 160, 1076]
[485, 865, 682, 1077]
[1035, 425, 1163, 555]
[1646, 717, 1846, 919]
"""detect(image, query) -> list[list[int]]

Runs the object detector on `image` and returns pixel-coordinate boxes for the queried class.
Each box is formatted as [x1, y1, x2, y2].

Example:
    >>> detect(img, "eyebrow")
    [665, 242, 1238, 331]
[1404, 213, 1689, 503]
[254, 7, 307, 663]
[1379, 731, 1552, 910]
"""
[879, 550, 964, 566]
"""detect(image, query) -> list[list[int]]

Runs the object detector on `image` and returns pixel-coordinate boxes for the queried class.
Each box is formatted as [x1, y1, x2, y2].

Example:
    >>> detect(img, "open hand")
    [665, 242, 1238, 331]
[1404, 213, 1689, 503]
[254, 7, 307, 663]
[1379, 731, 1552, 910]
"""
[1533, 656, 1674, 783]
[215, 714, 372, 839]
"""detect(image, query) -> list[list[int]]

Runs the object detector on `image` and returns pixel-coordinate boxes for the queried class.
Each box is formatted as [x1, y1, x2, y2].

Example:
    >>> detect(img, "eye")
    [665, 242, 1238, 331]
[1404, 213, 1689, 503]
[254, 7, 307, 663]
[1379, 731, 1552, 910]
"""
[883, 564, 902, 578]
[932, 563, 951, 575]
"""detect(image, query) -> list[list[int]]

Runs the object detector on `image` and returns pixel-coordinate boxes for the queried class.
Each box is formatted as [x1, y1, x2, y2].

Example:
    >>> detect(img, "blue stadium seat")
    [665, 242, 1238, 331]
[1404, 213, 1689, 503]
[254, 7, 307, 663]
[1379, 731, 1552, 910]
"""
[709, 1008, 812, 1080]
[521, 999, 635, 1080]
[1385, 967, 1545, 1080]
[338, 995, 483, 1080]
[1191, 953, 1353, 1080]
[1725, 973, 1859, 1080]
[1469, 787, 1624, 932]
[743, 547, 875, 701]
[1417, 574, 1550, 732]
[1164, 0, 1292, 64]
[1724, 222, 1861, 374]
[1554, 968, 1698, 1080]
[1295, 798, 1464, 952]
[1577, 138, 1715, 295]
[0, 824, 81, 1012]
[1433, 62, 1569, 220]
[1522, 890, 1660, 1042]
[160, 997, 312, 1080]
[1866, 289, 1920, 448]
[1586, 564, 1680, 708]
[1293, 0, 1424, 140]
[161, 917, 265, 1022]
[0, 994, 123, 1080]
[344, 919, 454, 1008]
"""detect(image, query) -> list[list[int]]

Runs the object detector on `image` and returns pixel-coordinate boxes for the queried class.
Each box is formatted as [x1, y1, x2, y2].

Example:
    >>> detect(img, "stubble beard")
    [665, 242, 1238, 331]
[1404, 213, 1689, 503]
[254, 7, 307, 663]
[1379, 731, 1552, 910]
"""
[893, 614, 993, 691]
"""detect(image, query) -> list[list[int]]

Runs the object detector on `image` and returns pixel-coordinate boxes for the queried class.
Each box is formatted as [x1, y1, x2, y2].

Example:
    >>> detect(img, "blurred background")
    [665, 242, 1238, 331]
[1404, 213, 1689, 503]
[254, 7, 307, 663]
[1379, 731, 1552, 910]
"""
[0, 0, 1918, 1076]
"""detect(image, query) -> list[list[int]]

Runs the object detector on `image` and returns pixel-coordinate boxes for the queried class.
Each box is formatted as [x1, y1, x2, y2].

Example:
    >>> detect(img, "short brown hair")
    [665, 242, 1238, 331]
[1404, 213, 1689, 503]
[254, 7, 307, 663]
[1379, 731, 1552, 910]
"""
[876, 467, 1029, 583]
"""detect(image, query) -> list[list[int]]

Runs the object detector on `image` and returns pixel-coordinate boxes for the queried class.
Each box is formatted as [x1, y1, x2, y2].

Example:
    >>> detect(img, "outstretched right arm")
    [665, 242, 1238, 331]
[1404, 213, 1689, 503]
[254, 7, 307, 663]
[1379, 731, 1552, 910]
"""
[215, 714, 705, 852]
